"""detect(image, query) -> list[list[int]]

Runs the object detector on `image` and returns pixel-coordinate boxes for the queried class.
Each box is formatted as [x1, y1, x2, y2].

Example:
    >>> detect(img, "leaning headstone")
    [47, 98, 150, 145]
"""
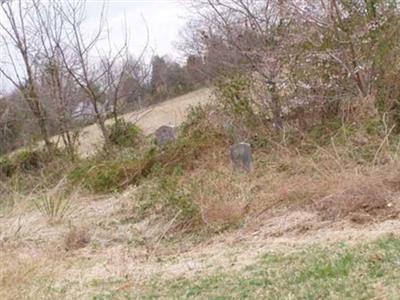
[230, 142, 253, 172]
[155, 125, 176, 145]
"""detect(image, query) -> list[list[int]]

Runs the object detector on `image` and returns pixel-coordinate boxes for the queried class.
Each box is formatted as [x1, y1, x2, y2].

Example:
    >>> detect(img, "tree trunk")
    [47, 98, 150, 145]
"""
[92, 100, 111, 151]
[268, 81, 283, 131]
[24, 87, 53, 152]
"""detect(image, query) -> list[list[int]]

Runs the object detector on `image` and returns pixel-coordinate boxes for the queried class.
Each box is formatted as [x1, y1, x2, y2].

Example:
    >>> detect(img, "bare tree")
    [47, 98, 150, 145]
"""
[188, 0, 289, 130]
[104, 54, 152, 122]
[100, 20, 150, 123]
[50, 0, 114, 149]
[31, 0, 81, 160]
[54, 0, 149, 150]
[0, 0, 53, 150]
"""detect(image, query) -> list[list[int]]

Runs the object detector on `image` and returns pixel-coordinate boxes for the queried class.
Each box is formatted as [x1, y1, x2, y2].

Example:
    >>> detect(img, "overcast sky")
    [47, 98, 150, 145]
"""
[87, 0, 189, 57]
[0, 0, 190, 94]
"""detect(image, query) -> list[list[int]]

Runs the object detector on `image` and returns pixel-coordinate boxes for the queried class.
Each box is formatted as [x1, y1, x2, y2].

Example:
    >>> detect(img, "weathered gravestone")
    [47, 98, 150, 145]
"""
[155, 125, 176, 145]
[230, 142, 253, 172]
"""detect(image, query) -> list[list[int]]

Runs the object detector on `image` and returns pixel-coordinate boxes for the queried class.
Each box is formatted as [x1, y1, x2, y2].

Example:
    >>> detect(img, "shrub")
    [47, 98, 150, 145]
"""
[137, 171, 200, 224]
[13, 149, 42, 171]
[68, 160, 127, 193]
[214, 74, 260, 129]
[68, 148, 157, 193]
[108, 118, 142, 148]
[5, 148, 69, 178]
[69, 110, 231, 194]
[0, 156, 14, 178]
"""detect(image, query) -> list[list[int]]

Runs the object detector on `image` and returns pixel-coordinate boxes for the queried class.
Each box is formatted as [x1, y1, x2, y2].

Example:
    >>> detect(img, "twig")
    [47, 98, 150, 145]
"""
[373, 125, 396, 165]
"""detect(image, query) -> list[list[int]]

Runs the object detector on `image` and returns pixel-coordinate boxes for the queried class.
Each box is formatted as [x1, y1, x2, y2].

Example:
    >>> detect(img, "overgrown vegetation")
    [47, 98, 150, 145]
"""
[107, 118, 142, 148]
[68, 106, 231, 193]
[1, 1, 400, 298]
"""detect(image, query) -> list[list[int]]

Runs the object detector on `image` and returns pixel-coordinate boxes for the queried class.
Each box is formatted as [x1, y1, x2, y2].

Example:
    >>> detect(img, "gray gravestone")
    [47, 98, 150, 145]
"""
[230, 142, 253, 172]
[155, 125, 176, 145]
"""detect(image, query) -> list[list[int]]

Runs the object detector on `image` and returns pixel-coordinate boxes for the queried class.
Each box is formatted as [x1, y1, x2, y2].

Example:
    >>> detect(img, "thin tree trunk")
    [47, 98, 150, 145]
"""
[24, 86, 53, 152]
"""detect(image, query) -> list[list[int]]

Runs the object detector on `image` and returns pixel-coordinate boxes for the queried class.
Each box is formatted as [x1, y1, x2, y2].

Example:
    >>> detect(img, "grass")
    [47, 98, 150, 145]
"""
[32, 178, 76, 224]
[68, 106, 231, 194]
[2, 91, 400, 299]
[134, 235, 400, 299]
[34, 193, 73, 224]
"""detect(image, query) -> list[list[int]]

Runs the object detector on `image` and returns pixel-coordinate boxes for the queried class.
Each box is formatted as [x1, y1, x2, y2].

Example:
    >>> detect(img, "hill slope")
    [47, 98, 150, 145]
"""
[74, 88, 212, 157]
[1, 88, 400, 299]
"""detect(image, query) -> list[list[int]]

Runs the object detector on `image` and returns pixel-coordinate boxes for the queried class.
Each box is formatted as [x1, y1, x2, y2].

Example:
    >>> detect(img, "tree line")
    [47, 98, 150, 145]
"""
[1, 0, 399, 157]
[0, 0, 209, 157]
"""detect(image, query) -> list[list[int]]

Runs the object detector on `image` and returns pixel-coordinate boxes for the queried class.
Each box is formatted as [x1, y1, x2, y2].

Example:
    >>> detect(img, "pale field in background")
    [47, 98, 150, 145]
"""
[55, 88, 212, 157]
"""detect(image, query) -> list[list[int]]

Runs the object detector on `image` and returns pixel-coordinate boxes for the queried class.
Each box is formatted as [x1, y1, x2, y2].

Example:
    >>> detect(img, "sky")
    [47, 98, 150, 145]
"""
[0, 0, 191, 94]
[86, 0, 189, 57]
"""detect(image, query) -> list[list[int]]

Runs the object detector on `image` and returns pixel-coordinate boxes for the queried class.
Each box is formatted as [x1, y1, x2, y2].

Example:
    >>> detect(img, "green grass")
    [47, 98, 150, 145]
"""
[131, 235, 400, 299]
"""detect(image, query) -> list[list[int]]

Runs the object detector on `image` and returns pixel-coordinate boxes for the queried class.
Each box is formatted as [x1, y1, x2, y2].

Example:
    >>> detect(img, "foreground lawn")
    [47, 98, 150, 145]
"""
[132, 235, 400, 299]
[3, 235, 398, 299]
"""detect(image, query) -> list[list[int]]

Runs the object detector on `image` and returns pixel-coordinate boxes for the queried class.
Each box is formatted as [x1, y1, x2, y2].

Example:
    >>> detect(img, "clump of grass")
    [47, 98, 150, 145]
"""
[34, 179, 75, 224]
[0, 156, 14, 178]
[68, 159, 126, 193]
[108, 118, 142, 148]
[13, 149, 42, 171]
[194, 170, 253, 227]
[34, 194, 73, 224]
[68, 148, 157, 193]
[136, 167, 253, 232]
[137, 169, 201, 226]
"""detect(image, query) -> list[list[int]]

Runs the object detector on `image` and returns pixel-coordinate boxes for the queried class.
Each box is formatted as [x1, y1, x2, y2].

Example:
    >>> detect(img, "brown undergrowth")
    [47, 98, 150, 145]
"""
[2, 93, 400, 300]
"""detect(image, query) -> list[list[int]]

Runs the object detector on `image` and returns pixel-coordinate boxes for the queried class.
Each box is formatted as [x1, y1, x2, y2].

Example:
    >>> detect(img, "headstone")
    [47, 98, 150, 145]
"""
[155, 125, 176, 145]
[230, 142, 253, 172]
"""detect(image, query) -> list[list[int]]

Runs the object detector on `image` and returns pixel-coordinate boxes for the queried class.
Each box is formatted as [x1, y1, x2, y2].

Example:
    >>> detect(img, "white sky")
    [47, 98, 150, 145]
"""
[86, 0, 189, 57]
[0, 0, 190, 94]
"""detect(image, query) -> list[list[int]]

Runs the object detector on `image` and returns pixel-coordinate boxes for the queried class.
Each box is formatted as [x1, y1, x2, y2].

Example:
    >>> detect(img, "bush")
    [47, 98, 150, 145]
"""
[0, 156, 14, 178]
[214, 75, 259, 126]
[137, 171, 200, 223]
[68, 159, 127, 193]
[108, 118, 142, 148]
[13, 149, 42, 171]
[68, 149, 157, 193]
[68, 108, 231, 194]
[10, 148, 64, 173]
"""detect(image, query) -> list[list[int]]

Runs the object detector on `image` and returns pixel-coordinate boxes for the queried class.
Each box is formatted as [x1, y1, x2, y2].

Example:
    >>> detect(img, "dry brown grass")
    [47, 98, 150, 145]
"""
[315, 182, 389, 221]
[1, 156, 400, 299]
[3, 90, 400, 298]
[311, 166, 400, 223]
[0, 248, 61, 300]
[193, 170, 252, 226]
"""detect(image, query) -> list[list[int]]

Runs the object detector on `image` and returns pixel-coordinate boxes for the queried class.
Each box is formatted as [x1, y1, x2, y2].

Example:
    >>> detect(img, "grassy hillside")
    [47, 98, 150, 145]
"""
[65, 88, 212, 157]
[1, 87, 400, 299]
